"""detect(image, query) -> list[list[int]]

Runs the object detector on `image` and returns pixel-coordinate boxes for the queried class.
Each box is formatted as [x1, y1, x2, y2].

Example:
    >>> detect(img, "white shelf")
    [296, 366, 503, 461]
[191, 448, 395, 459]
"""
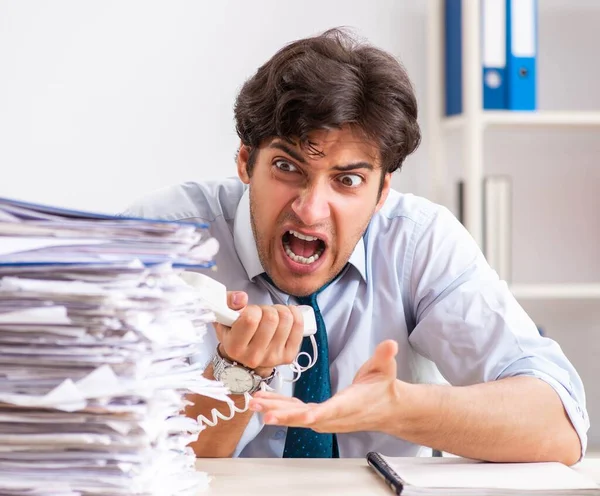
[443, 111, 600, 131]
[427, 1, 597, 299]
[510, 284, 600, 300]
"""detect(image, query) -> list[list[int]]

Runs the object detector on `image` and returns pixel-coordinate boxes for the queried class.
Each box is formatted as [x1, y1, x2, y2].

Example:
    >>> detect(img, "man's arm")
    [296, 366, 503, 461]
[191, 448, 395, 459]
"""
[390, 375, 581, 465]
[185, 292, 256, 458]
[250, 341, 582, 465]
[186, 364, 254, 458]
[185, 291, 305, 457]
[403, 205, 588, 462]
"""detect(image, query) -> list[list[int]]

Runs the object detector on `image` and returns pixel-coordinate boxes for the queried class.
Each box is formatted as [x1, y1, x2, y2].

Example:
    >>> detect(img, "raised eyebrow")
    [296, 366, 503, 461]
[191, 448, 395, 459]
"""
[332, 162, 374, 172]
[268, 142, 374, 172]
[268, 142, 307, 164]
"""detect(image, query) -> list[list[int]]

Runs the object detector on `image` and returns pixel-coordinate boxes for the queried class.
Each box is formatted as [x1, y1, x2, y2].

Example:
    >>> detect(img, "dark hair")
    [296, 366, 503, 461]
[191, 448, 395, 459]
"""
[234, 28, 421, 175]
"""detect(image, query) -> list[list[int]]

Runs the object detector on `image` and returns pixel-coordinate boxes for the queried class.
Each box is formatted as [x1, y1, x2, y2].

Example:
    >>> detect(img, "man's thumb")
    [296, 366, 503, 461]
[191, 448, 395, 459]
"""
[355, 339, 398, 382]
[373, 339, 398, 363]
[227, 291, 248, 311]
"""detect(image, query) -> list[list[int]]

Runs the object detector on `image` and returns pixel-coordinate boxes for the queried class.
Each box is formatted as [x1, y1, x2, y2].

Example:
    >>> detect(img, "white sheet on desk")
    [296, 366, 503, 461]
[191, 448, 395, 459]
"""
[0, 469, 209, 496]
[0, 306, 71, 324]
[0, 231, 215, 265]
[0, 203, 201, 236]
[0, 237, 106, 256]
[0, 363, 229, 411]
[0, 277, 207, 311]
[0, 276, 147, 296]
[382, 456, 599, 491]
[0, 259, 145, 276]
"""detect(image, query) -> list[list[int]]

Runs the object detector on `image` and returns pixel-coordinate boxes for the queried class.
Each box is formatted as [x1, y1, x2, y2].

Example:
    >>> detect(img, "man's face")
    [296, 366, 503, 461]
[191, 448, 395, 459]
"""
[237, 126, 391, 297]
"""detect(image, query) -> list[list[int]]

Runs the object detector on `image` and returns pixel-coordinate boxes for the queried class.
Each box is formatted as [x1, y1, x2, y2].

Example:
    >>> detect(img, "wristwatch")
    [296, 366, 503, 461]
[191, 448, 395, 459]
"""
[211, 347, 274, 394]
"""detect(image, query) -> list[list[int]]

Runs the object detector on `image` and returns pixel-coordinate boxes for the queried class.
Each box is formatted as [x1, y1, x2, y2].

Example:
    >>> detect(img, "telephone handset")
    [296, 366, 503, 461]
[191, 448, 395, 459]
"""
[179, 272, 319, 431]
[178, 271, 317, 336]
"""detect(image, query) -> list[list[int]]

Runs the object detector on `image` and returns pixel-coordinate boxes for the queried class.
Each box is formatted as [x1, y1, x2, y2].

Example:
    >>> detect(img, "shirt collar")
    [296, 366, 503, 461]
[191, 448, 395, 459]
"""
[233, 187, 265, 282]
[233, 187, 367, 283]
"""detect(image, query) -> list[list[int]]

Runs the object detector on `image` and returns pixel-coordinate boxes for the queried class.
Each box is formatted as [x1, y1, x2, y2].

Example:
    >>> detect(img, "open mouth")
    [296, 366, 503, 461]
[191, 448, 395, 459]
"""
[282, 230, 326, 265]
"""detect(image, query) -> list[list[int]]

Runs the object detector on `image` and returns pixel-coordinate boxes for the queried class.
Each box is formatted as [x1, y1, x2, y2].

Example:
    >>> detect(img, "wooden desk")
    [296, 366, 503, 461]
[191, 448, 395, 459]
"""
[196, 458, 600, 495]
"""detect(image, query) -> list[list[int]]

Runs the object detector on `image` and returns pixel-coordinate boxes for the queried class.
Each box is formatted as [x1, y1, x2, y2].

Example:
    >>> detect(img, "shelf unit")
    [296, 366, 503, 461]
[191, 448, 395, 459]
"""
[426, 0, 600, 300]
[443, 110, 600, 131]
[511, 284, 600, 300]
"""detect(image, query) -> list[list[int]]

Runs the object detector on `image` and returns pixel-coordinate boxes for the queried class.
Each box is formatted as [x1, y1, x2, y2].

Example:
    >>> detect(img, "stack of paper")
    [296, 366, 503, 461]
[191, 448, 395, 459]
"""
[0, 197, 228, 495]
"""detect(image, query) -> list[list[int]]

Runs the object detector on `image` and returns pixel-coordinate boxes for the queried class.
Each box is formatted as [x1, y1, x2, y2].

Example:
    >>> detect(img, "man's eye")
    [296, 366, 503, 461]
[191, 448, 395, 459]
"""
[274, 160, 298, 173]
[338, 174, 363, 187]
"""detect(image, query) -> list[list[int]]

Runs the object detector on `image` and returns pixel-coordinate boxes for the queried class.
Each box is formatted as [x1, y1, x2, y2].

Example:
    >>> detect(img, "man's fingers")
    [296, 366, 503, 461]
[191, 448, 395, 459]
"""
[226, 291, 248, 311]
[214, 323, 225, 343]
[262, 305, 294, 364]
[214, 300, 309, 371]
[214, 291, 247, 347]
[249, 392, 319, 427]
[244, 306, 279, 368]
[252, 387, 372, 433]
[224, 305, 262, 356]
[249, 395, 304, 413]
[251, 390, 296, 400]
[283, 305, 304, 363]
[262, 405, 317, 427]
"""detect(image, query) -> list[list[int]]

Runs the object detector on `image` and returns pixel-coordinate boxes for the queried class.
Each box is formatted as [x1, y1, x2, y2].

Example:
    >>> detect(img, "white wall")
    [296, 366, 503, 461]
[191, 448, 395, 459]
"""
[0, 0, 598, 449]
[0, 0, 427, 213]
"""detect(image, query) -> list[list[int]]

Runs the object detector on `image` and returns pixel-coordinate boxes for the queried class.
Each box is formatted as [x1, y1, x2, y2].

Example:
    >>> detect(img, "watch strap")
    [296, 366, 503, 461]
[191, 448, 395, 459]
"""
[212, 347, 274, 394]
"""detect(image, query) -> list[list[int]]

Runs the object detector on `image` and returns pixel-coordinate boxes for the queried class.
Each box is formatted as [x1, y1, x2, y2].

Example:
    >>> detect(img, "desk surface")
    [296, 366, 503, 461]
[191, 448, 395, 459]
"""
[196, 458, 600, 495]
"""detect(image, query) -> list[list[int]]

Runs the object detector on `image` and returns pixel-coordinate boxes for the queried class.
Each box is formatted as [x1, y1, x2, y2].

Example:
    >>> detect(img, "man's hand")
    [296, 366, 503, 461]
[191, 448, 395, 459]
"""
[215, 291, 306, 377]
[248, 340, 400, 432]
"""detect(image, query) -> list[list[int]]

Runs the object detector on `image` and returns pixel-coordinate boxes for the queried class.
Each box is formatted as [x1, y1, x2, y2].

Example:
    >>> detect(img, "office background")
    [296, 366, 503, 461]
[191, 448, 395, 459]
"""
[0, 0, 598, 449]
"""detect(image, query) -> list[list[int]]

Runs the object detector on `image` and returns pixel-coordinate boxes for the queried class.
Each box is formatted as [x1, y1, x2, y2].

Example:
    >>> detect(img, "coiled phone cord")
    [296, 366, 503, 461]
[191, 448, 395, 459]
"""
[197, 334, 318, 431]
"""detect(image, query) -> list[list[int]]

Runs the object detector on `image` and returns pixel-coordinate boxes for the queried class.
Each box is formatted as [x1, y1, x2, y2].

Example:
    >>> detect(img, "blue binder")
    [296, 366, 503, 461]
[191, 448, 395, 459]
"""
[506, 0, 537, 110]
[444, 0, 509, 114]
[444, 0, 462, 115]
[482, 0, 508, 109]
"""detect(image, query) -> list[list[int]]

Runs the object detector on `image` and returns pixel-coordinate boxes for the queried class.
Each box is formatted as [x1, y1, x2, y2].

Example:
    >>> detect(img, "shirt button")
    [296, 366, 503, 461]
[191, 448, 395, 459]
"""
[273, 429, 286, 440]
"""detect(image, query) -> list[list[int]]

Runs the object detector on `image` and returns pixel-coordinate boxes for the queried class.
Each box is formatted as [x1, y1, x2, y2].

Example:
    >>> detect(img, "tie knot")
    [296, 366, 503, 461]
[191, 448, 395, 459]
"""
[261, 273, 334, 309]
[296, 293, 318, 308]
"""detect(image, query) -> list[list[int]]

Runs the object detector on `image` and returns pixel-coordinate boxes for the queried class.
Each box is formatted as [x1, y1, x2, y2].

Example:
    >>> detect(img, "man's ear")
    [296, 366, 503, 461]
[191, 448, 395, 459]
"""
[375, 173, 392, 213]
[237, 144, 251, 184]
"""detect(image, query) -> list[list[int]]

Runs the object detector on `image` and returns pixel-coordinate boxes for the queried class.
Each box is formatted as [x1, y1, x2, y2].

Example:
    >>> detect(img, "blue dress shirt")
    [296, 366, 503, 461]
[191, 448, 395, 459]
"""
[122, 178, 589, 459]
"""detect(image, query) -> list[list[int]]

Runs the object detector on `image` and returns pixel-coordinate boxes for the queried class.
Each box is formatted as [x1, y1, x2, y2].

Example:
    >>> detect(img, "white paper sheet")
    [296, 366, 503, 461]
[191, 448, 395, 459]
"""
[381, 456, 599, 493]
[0, 237, 106, 257]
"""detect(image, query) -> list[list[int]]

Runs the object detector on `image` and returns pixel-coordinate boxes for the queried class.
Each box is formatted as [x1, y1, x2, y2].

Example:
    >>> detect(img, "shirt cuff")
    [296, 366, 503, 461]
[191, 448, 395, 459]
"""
[501, 368, 589, 462]
[232, 366, 290, 457]
[232, 412, 265, 457]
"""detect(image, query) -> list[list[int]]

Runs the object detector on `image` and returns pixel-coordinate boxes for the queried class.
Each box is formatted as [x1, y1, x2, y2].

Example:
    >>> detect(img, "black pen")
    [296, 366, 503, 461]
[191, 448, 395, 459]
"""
[366, 451, 404, 495]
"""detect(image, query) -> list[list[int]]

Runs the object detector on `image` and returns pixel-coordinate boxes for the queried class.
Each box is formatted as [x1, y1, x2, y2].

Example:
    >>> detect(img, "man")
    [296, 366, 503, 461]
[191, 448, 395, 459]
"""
[123, 29, 588, 463]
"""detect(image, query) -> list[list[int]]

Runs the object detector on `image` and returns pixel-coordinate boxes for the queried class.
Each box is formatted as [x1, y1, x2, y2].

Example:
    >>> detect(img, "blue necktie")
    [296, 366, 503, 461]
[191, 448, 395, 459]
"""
[261, 274, 339, 457]
[282, 287, 339, 458]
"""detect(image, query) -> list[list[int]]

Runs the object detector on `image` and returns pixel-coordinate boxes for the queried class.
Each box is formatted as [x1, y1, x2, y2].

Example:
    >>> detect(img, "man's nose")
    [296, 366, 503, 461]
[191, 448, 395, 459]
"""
[291, 184, 331, 226]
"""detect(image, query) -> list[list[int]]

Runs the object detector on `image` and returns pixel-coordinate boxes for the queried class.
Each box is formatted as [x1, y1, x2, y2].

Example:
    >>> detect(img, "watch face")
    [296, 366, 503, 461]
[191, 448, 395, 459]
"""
[220, 366, 254, 394]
